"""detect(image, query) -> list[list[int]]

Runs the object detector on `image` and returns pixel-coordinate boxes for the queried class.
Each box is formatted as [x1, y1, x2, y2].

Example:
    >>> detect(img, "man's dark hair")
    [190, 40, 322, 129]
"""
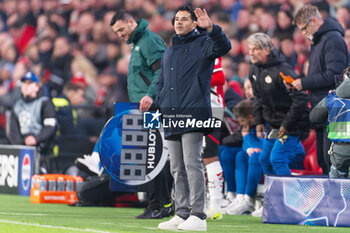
[172, 5, 197, 25]
[110, 10, 134, 26]
[233, 99, 254, 118]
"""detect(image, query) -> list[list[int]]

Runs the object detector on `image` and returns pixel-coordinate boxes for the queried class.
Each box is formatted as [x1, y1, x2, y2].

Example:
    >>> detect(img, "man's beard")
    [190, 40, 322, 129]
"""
[23, 95, 35, 102]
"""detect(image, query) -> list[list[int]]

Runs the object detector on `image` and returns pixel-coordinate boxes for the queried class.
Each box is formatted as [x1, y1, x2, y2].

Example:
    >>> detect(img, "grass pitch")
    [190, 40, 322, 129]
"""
[0, 194, 349, 233]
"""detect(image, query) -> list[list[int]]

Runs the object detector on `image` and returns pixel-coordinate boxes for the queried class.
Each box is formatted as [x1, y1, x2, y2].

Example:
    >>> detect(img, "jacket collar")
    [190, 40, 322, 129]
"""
[254, 48, 286, 68]
[172, 28, 202, 45]
[127, 19, 148, 44]
[313, 17, 344, 44]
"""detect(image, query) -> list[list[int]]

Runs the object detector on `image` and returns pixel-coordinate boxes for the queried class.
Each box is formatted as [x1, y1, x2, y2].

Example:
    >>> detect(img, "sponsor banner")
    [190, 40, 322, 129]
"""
[263, 175, 350, 227]
[0, 150, 19, 194]
[99, 102, 168, 186]
[0, 145, 36, 196]
[18, 149, 35, 196]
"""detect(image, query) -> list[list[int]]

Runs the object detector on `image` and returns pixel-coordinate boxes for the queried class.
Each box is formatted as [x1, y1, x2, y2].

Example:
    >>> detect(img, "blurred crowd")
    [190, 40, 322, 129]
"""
[0, 0, 349, 140]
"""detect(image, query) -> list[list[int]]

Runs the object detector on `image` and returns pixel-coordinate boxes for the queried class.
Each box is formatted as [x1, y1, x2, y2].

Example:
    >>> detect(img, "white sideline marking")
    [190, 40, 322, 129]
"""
[0, 219, 115, 233]
[308, 227, 340, 230]
[0, 212, 47, 216]
[220, 225, 249, 228]
[144, 227, 158, 230]
[124, 224, 158, 230]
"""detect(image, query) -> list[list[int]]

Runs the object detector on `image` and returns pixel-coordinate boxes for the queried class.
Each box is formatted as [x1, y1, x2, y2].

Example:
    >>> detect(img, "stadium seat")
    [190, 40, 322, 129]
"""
[291, 130, 323, 175]
[228, 80, 244, 98]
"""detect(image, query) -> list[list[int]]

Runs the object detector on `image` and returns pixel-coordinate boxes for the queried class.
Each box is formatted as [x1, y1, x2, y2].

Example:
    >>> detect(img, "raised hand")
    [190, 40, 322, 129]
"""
[194, 8, 213, 32]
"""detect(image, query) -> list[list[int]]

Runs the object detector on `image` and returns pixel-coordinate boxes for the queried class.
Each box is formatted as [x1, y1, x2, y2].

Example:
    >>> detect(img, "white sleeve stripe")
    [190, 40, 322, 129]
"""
[43, 118, 56, 127]
[213, 68, 223, 73]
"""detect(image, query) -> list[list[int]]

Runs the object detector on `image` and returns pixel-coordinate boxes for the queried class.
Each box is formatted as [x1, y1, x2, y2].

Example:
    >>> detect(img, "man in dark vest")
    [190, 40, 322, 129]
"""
[8, 72, 57, 160]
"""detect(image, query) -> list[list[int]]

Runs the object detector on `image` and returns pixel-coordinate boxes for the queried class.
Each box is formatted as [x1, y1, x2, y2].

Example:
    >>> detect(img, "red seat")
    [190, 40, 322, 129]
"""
[0, 113, 6, 130]
[291, 130, 323, 175]
[227, 80, 243, 98]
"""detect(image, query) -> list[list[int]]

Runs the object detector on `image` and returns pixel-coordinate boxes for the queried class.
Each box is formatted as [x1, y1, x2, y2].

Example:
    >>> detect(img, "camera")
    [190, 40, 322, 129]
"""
[267, 129, 279, 139]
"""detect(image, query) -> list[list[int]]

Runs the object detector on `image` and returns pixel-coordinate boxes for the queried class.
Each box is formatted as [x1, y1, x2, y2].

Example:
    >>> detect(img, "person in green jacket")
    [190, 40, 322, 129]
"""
[110, 10, 173, 219]
[110, 10, 165, 112]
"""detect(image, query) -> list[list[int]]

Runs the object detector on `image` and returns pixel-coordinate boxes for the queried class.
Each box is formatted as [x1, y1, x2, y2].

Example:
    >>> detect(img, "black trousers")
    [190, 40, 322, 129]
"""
[315, 127, 331, 175]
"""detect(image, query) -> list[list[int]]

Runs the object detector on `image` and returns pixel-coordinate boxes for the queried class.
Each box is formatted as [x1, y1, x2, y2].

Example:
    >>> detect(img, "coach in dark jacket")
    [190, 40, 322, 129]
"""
[293, 5, 349, 174]
[157, 6, 230, 231]
[249, 48, 309, 133]
[247, 32, 309, 176]
[156, 12, 231, 140]
[293, 16, 349, 107]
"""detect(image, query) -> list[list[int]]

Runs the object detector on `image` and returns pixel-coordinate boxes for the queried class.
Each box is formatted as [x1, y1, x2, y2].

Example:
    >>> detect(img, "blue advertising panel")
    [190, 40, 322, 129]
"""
[18, 149, 35, 196]
[99, 102, 168, 186]
[263, 175, 350, 227]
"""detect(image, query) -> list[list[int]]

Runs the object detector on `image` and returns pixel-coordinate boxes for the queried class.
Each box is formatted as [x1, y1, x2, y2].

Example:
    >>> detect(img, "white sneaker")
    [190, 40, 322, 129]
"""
[251, 206, 263, 217]
[221, 192, 236, 208]
[222, 194, 244, 214]
[177, 215, 207, 231]
[220, 198, 231, 208]
[205, 208, 223, 220]
[158, 215, 185, 230]
[225, 199, 254, 215]
[226, 192, 236, 201]
[75, 152, 101, 175]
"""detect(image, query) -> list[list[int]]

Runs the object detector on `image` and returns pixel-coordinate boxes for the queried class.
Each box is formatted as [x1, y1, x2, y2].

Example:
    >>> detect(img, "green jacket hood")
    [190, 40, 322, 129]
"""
[127, 19, 149, 44]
